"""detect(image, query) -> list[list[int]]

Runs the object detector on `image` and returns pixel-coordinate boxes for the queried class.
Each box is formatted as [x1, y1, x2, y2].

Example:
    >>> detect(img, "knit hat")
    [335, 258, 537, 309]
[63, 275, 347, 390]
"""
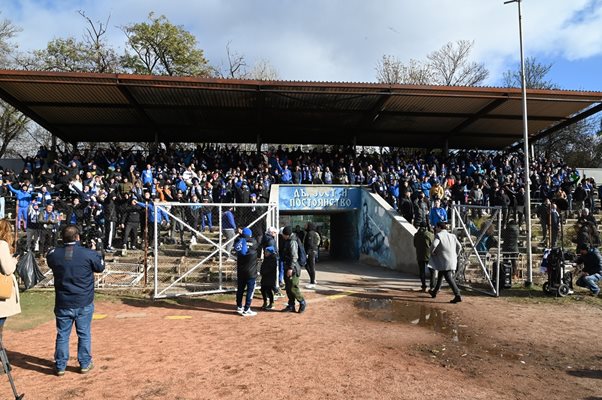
[242, 227, 252, 238]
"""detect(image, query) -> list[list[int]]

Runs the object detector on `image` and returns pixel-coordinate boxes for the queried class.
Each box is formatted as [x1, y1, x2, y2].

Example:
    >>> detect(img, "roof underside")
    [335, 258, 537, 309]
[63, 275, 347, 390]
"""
[0, 70, 600, 150]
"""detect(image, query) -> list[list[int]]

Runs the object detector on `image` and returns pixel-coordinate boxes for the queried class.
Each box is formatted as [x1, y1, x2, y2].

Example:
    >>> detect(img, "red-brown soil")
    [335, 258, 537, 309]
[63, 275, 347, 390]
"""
[1, 287, 601, 400]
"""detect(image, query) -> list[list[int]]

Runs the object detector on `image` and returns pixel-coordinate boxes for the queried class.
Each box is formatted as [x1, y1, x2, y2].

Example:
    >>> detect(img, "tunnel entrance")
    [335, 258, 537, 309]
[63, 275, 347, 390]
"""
[279, 210, 359, 262]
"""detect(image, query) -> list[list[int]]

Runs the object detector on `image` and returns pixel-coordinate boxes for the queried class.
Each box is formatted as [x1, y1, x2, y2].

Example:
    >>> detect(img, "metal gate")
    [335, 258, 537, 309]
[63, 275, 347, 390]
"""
[450, 204, 502, 297]
[152, 202, 278, 298]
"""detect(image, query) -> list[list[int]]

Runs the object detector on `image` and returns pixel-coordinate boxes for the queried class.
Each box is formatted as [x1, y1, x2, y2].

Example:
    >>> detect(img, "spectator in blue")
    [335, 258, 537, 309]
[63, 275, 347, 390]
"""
[141, 164, 154, 188]
[222, 206, 236, 261]
[234, 227, 259, 316]
[6, 180, 33, 231]
[280, 164, 292, 184]
[421, 176, 432, 198]
[46, 225, 105, 376]
[429, 199, 448, 227]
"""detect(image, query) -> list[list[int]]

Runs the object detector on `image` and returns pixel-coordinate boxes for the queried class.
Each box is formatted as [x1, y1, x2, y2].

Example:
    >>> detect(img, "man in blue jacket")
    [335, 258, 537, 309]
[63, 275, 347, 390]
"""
[46, 225, 105, 376]
[234, 227, 259, 316]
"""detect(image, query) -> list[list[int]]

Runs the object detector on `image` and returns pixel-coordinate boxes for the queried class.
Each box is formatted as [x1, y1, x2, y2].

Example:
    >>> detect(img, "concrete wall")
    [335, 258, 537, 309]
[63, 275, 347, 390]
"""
[358, 189, 417, 274]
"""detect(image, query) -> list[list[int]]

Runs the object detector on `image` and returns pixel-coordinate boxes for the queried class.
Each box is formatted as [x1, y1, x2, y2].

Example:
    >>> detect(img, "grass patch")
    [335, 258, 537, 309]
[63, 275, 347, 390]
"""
[501, 284, 602, 308]
[7, 290, 56, 332]
[5, 289, 237, 332]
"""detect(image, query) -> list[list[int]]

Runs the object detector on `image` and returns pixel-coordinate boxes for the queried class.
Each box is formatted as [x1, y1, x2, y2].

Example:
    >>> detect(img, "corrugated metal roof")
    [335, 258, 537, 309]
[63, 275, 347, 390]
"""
[0, 69, 600, 150]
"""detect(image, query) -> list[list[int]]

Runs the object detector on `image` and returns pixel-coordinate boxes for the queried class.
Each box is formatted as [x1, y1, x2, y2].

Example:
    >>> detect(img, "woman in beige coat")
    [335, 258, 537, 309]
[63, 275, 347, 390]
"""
[0, 219, 21, 337]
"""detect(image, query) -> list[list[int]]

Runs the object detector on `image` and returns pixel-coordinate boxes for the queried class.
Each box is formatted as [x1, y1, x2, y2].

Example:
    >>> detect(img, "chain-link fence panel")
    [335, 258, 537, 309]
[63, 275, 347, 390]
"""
[153, 202, 278, 298]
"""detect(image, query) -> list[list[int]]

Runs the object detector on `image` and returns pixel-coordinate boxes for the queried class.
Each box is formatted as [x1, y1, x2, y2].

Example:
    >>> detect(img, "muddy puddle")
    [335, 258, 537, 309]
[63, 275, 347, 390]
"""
[355, 298, 472, 343]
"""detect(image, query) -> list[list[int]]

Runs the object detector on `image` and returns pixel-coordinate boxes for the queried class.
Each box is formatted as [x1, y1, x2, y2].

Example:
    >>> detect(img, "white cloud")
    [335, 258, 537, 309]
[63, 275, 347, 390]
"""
[3, 0, 602, 88]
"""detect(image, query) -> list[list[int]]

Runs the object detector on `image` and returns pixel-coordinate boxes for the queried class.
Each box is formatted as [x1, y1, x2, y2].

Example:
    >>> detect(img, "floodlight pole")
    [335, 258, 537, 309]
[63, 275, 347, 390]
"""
[505, 0, 533, 286]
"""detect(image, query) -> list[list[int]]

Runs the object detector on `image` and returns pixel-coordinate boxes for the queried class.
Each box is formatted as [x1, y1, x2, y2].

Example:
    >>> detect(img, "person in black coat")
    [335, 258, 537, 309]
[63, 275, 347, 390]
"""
[399, 191, 413, 224]
[235, 227, 259, 316]
[501, 219, 520, 277]
[120, 198, 141, 250]
[575, 244, 602, 296]
[259, 227, 278, 310]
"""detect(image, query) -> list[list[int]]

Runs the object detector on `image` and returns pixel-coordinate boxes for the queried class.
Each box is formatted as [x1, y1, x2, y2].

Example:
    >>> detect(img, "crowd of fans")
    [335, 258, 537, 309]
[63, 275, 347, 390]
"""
[0, 143, 599, 255]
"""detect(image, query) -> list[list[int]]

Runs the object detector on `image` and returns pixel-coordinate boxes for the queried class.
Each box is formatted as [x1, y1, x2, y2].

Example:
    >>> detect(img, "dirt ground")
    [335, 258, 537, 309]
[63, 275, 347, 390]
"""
[1, 270, 602, 400]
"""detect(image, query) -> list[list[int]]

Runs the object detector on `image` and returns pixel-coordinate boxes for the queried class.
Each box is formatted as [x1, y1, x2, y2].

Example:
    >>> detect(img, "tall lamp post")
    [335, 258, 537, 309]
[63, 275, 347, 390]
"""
[505, 0, 533, 286]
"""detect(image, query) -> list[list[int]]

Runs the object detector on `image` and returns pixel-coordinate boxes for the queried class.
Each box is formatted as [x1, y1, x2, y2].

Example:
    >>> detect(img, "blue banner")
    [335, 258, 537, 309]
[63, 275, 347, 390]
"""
[279, 186, 362, 211]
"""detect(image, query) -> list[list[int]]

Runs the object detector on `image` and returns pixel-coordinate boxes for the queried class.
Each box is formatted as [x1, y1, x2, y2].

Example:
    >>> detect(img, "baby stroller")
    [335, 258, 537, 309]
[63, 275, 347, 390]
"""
[541, 248, 573, 297]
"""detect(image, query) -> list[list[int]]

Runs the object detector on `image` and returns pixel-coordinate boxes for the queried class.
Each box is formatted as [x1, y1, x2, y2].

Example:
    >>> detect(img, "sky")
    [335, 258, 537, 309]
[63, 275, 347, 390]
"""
[2, 0, 602, 91]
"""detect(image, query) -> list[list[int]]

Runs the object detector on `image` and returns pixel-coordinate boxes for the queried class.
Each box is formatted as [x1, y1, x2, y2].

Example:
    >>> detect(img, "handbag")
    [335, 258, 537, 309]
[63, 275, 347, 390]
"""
[0, 274, 13, 300]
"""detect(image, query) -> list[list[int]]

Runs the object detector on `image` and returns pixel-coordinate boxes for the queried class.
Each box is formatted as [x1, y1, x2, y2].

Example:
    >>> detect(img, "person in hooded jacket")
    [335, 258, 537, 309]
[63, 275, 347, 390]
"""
[235, 227, 259, 316]
[259, 227, 279, 310]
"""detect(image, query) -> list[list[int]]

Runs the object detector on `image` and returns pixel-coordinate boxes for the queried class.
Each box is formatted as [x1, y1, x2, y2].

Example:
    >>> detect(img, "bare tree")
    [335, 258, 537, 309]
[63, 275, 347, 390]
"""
[248, 58, 279, 81]
[502, 57, 558, 89]
[0, 15, 21, 68]
[376, 40, 488, 86]
[0, 103, 28, 158]
[427, 40, 489, 86]
[78, 10, 121, 73]
[213, 42, 279, 80]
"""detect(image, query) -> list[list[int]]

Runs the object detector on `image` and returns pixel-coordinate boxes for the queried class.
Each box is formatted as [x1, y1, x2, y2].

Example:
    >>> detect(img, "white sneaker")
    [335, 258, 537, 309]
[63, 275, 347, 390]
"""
[236, 307, 244, 314]
[242, 308, 257, 317]
[305, 284, 316, 289]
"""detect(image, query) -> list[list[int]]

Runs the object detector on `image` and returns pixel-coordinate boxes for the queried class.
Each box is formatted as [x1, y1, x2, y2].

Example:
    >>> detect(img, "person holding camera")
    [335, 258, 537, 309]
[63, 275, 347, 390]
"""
[46, 225, 105, 376]
[39, 203, 59, 255]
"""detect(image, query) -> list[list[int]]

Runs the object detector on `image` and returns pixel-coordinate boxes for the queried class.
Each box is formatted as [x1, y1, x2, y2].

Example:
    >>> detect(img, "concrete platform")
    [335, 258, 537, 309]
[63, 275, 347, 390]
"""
[300, 256, 421, 293]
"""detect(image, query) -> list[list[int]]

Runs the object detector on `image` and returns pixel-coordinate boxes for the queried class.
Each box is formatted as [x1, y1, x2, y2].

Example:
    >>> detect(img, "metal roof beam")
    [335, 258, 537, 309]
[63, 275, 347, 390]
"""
[448, 97, 508, 136]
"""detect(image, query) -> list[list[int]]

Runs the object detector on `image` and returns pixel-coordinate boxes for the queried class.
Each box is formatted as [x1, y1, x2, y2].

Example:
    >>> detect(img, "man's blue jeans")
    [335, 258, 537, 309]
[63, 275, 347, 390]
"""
[54, 303, 94, 370]
[236, 277, 256, 311]
[576, 273, 602, 294]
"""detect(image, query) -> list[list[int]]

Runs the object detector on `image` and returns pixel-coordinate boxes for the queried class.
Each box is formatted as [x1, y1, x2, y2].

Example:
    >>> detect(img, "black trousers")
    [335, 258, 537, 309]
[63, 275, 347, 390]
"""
[418, 261, 436, 289]
[260, 285, 274, 306]
[124, 222, 139, 248]
[305, 249, 317, 284]
[433, 270, 461, 296]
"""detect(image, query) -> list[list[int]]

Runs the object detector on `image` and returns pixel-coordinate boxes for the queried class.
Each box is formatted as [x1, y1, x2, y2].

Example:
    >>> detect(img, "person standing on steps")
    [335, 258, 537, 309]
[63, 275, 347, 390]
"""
[427, 221, 463, 303]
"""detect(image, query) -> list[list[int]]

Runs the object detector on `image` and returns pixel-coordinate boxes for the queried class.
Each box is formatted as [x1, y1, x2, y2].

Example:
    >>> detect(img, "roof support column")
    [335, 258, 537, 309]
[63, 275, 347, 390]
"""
[443, 138, 449, 158]
[256, 134, 262, 154]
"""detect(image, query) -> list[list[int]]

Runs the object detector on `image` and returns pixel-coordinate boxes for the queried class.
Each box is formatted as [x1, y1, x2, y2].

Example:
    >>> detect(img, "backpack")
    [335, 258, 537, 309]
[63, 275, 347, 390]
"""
[296, 237, 308, 267]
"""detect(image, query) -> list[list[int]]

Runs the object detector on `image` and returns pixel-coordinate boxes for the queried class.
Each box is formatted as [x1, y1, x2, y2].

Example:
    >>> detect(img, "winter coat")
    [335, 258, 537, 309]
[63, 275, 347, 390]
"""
[235, 235, 259, 280]
[427, 230, 462, 272]
[260, 234, 278, 287]
[501, 222, 519, 253]
[0, 241, 21, 318]
[413, 227, 434, 263]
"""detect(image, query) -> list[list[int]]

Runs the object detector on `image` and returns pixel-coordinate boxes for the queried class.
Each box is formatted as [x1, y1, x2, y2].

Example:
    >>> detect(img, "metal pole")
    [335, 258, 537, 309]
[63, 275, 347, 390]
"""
[505, 0, 533, 286]
[143, 203, 148, 287]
